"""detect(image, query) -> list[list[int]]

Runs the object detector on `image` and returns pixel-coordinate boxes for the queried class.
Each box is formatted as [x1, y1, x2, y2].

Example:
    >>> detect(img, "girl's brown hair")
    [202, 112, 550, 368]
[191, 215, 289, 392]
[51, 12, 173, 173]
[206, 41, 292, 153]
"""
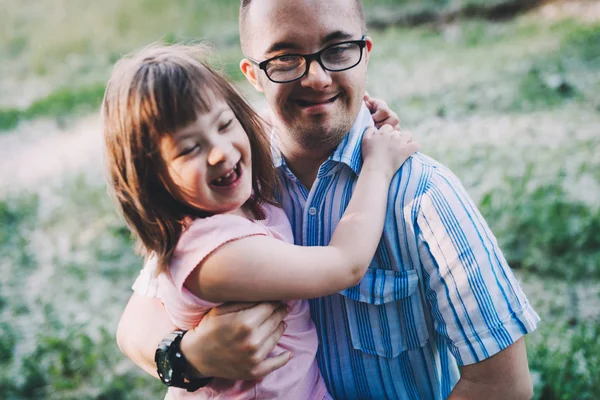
[102, 43, 279, 274]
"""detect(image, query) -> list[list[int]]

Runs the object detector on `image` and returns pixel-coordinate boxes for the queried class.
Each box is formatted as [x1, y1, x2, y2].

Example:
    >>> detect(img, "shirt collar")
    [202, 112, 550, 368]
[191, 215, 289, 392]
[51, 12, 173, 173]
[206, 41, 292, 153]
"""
[271, 131, 285, 169]
[327, 102, 373, 176]
[271, 102, 374, 176]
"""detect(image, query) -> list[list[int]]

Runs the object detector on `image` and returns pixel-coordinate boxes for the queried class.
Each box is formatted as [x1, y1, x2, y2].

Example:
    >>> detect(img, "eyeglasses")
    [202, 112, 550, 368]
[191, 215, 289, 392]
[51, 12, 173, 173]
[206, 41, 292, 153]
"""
[248, 36, 367, 84]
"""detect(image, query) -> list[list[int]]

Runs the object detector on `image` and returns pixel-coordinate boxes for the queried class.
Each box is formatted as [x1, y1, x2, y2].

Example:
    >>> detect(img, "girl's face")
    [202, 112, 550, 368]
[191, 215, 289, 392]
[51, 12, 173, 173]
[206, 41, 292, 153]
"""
[160, 97, 253, 216]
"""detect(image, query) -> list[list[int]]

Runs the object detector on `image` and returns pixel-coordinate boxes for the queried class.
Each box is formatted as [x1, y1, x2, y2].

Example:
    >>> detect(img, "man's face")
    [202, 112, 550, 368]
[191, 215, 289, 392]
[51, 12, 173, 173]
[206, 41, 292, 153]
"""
[241, 0, 372, 151]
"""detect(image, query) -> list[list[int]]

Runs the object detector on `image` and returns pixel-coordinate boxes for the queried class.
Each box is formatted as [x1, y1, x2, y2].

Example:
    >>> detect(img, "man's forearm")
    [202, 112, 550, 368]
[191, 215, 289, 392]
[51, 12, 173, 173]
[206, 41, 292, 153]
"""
[117, 295, 292, 382]
[117, 293, 176, 378]
[448, 339, 533, 400]
[448, 376, 533, 400]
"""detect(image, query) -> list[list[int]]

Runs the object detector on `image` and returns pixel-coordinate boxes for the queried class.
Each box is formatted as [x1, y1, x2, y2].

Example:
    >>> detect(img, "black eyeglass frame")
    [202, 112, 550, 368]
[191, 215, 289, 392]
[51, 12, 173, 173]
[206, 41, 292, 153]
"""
[248, 36, 367, 84]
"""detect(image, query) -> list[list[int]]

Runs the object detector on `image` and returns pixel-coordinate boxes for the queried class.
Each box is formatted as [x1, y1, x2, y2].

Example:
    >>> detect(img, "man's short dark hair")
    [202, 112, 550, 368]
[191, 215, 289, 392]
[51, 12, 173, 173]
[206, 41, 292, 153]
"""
[239, 0, 367, 54]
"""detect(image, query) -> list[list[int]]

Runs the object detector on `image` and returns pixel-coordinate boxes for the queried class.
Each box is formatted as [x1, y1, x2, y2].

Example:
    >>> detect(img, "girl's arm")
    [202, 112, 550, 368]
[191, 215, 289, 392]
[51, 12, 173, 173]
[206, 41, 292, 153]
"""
[187, 126, 419, 302]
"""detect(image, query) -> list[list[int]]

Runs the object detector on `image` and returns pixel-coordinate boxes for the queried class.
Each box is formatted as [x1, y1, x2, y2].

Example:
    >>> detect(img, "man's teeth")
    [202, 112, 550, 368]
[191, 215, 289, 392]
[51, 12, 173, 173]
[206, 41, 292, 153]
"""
[299, 96, 336, 106]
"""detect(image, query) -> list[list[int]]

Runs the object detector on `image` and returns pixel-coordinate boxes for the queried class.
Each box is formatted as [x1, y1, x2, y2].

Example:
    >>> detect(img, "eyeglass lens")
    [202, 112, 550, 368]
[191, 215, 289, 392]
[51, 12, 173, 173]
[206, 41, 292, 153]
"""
[265, 42, 362, 83]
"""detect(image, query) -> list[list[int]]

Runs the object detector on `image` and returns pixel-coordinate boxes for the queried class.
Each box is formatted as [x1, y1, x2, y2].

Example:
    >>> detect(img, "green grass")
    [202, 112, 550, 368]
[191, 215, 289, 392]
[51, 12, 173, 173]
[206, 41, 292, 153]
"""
[1, 1, 599, 399]
[26, 84, 107, 120]
[0, 84, 107, 131]
[0, 0, 551, 131]
[362, 0, 526, 14]
[0, 109, 20, 131]
[561, 22, 600, 67]
[479, 167, 600, 280]
[0, 194, 38, 269]
[0, 178, 162, 400]
[529, 322, 600, 400]
[0, 41, 249, 132]
[1, 313, 165, 399]
[369, 19, 600, 125]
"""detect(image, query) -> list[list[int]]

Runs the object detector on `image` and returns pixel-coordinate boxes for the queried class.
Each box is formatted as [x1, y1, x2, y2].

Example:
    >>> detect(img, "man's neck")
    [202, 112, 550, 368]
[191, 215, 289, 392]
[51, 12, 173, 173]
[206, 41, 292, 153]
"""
[277, 134, 337, 191]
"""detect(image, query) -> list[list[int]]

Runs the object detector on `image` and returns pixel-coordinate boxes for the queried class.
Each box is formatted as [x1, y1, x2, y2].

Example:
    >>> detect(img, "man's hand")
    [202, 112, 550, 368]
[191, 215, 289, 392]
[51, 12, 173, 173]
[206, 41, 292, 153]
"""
[180, 302, 292, 380]
[117, 295, 291, 381]
[448, 338, 533, 400]
[364, 93, 400, 129]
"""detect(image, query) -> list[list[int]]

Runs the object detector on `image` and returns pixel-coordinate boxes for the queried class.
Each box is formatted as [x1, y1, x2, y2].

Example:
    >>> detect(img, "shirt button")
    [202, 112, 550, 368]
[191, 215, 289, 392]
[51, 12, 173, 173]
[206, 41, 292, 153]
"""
[308, 207, 317, 216]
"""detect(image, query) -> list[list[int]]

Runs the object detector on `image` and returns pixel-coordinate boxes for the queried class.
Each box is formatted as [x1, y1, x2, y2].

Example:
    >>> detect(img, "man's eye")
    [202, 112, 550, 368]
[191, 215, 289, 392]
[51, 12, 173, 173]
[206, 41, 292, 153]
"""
[277, 55, 300, 63]
[328, 46, 346, 55]
[324, 45, 351, 58]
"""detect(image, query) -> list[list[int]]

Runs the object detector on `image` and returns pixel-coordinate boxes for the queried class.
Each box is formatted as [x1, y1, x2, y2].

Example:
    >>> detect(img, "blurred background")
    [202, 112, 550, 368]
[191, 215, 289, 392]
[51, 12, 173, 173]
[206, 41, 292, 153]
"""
[0, 0, 598, 398]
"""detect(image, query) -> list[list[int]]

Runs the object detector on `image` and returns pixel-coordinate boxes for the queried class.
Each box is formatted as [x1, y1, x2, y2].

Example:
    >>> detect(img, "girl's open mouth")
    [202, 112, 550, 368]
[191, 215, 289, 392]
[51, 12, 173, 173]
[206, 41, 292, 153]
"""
[211, 162, 242, 188]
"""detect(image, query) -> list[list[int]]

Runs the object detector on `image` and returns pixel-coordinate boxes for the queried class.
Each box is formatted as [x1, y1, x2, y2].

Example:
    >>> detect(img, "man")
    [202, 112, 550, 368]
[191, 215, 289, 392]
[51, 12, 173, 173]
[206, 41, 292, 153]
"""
[118, 0, 540, 398]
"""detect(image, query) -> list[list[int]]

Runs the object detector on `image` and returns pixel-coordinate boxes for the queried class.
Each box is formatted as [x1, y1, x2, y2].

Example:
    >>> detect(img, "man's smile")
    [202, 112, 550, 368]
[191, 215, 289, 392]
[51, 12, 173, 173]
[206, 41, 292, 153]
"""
[294, 94, 340, 112]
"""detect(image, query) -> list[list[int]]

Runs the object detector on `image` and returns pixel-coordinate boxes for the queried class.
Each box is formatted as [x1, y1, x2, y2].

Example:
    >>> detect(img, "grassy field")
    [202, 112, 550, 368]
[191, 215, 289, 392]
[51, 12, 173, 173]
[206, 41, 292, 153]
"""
[1, 0, 599, 399]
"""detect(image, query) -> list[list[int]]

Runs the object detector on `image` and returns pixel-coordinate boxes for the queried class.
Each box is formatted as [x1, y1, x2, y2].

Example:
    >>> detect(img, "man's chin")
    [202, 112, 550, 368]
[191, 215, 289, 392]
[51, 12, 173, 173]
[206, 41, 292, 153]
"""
[294, 110, 340, 130]
[290, 123, 349, 151]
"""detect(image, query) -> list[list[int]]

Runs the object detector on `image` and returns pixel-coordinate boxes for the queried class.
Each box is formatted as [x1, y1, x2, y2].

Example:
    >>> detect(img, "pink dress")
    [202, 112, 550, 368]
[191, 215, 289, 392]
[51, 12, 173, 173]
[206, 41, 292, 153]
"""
[157, 204, 330, 400]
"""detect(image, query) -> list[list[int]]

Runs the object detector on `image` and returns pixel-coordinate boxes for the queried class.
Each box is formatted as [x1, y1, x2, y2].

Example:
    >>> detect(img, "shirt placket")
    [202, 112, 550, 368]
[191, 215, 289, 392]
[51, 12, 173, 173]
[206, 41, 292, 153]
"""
[301, 161, 339, 247]
[299, 177, 319, 247]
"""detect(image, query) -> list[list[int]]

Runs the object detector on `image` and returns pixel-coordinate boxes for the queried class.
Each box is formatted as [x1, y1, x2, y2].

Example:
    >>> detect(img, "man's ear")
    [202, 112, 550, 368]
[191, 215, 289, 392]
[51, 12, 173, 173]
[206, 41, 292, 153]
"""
[364, 36, 373, 65]
[240, 59, 264, 93]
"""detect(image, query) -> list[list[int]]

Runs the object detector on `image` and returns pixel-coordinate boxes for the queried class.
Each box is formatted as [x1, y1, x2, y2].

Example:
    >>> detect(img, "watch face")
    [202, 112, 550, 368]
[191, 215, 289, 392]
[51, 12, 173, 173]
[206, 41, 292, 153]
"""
[156, 350, 174, 382]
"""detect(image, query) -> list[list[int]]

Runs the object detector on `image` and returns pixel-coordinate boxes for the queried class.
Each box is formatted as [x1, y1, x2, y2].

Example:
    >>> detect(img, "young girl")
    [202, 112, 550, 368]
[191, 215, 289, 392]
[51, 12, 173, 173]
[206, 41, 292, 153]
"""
[103, 44, 418, 400]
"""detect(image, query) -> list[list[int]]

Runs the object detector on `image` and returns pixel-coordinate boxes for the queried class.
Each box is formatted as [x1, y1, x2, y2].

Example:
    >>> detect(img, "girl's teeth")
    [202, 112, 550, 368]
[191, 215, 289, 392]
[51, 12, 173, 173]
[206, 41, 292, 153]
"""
[215, 171, 233, 184]
[213, 166, 240, 186]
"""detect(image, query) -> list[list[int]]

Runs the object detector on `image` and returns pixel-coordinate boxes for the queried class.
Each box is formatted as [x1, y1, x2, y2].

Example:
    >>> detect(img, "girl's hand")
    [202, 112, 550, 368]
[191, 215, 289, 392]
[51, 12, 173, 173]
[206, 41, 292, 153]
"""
[364, 93, 400, 129]
[361, 124, 419, 180]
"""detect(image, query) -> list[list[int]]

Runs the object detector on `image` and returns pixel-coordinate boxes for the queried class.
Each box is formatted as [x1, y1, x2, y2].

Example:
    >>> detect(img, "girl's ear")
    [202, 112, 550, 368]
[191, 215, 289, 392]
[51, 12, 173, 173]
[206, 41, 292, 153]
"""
[240, 59, 263, 93]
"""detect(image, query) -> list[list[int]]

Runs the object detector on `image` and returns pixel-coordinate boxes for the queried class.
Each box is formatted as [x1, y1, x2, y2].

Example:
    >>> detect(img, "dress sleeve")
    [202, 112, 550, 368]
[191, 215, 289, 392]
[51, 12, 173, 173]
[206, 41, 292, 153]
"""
[167, 214, 268, 292]
[157, 214, 268, 329]
[131, 256, 159, 299]
[416, 166, 540, 366]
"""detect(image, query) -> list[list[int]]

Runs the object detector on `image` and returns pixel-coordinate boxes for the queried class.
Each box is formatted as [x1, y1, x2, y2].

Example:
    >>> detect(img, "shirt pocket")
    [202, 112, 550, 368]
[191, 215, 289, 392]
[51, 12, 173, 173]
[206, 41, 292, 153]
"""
[339, 268, 429, 359]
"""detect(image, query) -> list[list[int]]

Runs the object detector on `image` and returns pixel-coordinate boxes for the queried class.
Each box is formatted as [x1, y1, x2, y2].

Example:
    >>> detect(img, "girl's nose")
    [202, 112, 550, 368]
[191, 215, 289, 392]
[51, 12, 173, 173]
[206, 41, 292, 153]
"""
[207, 141, 235, 166]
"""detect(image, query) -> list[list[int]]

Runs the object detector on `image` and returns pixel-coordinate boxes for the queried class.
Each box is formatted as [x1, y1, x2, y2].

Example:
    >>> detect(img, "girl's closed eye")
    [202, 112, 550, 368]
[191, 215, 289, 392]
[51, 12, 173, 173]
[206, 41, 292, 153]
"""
[177, 143, 201, 158]
[219, 118, 234, 132]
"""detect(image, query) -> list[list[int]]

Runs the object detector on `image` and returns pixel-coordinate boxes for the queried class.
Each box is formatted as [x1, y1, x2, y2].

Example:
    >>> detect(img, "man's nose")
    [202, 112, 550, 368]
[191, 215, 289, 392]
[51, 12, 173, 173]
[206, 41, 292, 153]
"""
[301, 60, 332, 90]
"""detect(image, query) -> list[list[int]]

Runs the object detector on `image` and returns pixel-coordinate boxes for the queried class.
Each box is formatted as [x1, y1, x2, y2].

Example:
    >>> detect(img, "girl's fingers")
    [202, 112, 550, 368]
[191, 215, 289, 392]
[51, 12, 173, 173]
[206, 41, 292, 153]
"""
[372, 110, 399, 126]
[407, 142, 420, 153]
[363, 127, 377, 139]
[399, 130, 413, 142]
[377, 124, 394, 134]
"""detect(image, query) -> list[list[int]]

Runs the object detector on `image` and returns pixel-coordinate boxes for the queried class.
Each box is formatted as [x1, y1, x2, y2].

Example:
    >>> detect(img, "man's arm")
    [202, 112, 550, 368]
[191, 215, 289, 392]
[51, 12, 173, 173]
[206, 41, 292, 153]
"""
[117, 293, 175, 378]
[414, 159, 540, 399]
[116, 293, 292, 380]
[449, 338, 533, 400]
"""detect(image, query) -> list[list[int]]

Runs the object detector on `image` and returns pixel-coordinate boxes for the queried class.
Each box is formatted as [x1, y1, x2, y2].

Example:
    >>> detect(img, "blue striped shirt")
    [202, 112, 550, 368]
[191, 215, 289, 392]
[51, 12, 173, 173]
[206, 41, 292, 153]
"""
[272, 104, 540, 399]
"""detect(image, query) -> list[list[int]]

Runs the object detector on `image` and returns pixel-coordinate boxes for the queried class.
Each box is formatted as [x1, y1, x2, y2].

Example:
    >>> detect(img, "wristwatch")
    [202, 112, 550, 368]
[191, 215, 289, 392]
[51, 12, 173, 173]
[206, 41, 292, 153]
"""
[155, 330, 212, 392]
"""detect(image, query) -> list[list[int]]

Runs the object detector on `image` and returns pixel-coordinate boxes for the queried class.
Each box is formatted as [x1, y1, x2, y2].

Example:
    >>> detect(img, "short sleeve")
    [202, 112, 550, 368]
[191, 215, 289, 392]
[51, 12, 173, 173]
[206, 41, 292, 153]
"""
[131, 256, 160, 298]
[416, 166, 540, 366]
[157, 214, 268, 329]
[166, 214, 268, 293]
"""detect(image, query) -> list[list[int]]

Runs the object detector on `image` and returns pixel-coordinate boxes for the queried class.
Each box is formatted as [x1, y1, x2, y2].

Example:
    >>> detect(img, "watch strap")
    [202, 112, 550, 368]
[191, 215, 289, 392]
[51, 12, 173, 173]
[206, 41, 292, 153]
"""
[155, 329, 212, 392]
